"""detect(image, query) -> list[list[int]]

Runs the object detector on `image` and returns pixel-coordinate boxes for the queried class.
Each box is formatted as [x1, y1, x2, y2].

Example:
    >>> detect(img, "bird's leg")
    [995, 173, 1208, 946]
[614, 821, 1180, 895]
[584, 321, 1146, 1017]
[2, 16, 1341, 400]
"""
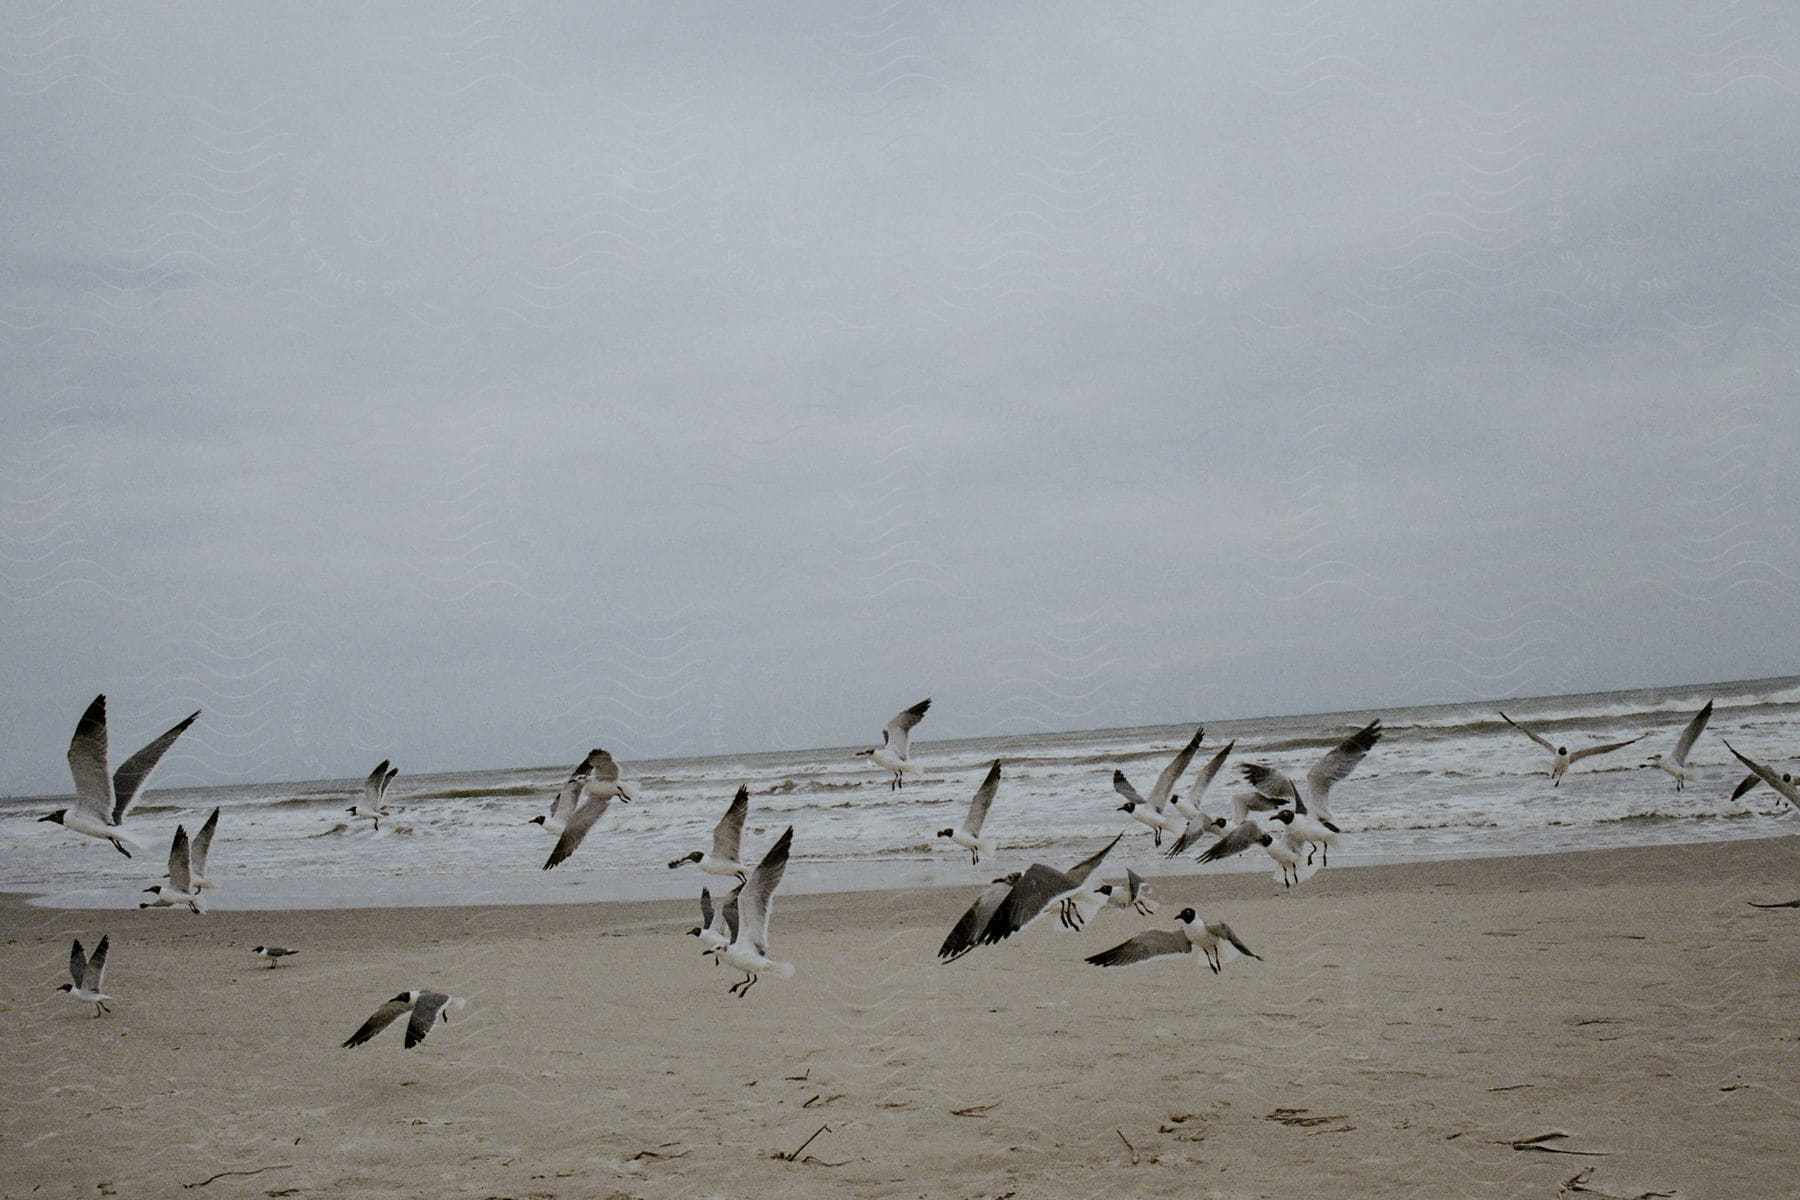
[970, 850, 978, 866]
[1306, 845, 1316, 865]
[1153, 828, 1162, 847]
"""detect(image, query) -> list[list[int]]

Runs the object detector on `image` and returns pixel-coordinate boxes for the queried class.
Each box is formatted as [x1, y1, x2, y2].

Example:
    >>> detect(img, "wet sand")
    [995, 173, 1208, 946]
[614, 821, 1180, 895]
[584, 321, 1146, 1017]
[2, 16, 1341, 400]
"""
[2, 835, 1796, 1198]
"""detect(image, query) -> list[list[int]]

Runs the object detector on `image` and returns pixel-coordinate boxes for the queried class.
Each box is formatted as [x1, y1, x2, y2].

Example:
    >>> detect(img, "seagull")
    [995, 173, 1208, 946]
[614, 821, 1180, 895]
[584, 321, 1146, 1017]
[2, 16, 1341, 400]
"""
[1262, 823, 1309, 888]
[1227, 788, 1286, 825]
[1722, 740, 1800, 812]
[57, 935, 113, 1016]
[1058, 882, 1116, 931]
[1646, 700, 1712, 791]
[140, 824, 204, 913]
[1164, 810, 1228, 859]
[1195, 820, 1273, 866]
[252, 946, 299, 968]
[687, 886, 739, 958]
[342, 989, 466, 1050]
[1086, 908, 1262, 974]
[1113, 726, 1205, 846]
[716, 825, 796, 997]
[529, 750, 606, 836]
[858, 698, 930, 789]
[938, 759, 1001, 864]
[976, 832, 1125, 946]
[1239, 718, 1382, 865]
[1732, 755, 1795, 802]
[39, 695, 200, 858]
[541, 750, 638, 870]
[1499, 711, 1644, 786]
[183, 807, 220, 892]
[347, 760, 399, 829]
[938, 873, 1022, 963]
[1107, 868, 1157, 916]
[1171, 739, 1235, 821]
[669, 785, 750, 882]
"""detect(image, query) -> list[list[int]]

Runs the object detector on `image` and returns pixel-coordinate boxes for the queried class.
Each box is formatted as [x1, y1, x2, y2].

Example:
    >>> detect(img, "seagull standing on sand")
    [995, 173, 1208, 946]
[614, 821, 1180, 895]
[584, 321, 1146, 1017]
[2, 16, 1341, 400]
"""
[975, 832, 1125, 946]
[1722, 740, 1800, 812]
[140, 825, 204, 913]
[859, 699, 930, 790]
[715, 826, 796, 997]
[347, 760, 399, 829]
[541, 749, 638, 870]
[1113, 726, 1205, 847]
[1499, 712, 1644, 786]
[1086, 908, 1262, 974]
[252, 946, 299, 968]
[1646, 700, 1712, 791]
[39, 695, 200, 858]
[938, 760, 1001, 864]
[1239, 718, 1383, 867]
[669, 785, 750, 882]
[341, 989, 467, 1049]
[57, 935, 113, 1016]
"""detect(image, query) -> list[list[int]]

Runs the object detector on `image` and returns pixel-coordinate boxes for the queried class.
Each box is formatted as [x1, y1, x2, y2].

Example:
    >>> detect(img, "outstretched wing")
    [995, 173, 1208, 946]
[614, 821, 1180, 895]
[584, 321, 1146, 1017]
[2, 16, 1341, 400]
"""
[938, 876, 1015, 963]
[964, 761, 1001, 835]
[189, 807, 220, 879]
[1723, 740, 1800, 808]
[82, 935, 109, 992]
[1165, 811, 1225, 858]
[67, 695, 114, 824]
[698, 887, 714, 928]
[737, 826, 794, 955]
[1566, 734, 1645, 764]
[1198, 821, 1265, 864]
[1499, 711, 1555, 752]
[405, 991, 452, 1049]
[165, 824, 192, 893]
[1209, 921, 1261, 961]
[1086, 928, 1190, 968]
[1111, 770, 1148, 807]
[1304, 718, 1382, 816]
[109, 707, 199, 826]
[1731, 772, 1764, 801]
[1064, 831, 1124, 886]
[363, 760, 391, 807]
[1240, 762, 1299, 805]
[548, 760, 593, 825]
[1186, 740, 1235, 801]
[1670, 700, 1712, 765]
[542, 794, 614, 870]
[342, 997, 412, 1048]
[882, 699, 931, 758]
[977, 863, 1074, 946]
[1148, 726, 1205, 809]
[713, 786, 750, 861]
[69, 938, 88, 988]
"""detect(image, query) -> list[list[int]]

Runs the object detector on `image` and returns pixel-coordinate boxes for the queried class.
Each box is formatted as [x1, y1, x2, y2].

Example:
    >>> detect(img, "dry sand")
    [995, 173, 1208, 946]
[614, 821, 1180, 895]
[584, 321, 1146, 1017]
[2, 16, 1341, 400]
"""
[2, 836, 1796, 1199]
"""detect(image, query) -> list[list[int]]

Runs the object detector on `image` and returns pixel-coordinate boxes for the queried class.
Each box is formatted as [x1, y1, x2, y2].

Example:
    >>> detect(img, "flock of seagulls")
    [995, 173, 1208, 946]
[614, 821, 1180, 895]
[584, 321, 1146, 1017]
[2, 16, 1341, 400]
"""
[36, 688, 1798, 1044]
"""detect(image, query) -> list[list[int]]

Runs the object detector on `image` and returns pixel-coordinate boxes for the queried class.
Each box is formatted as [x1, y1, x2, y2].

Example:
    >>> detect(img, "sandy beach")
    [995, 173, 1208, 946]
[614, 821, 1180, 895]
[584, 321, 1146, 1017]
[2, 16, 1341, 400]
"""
[3, 835, 1795, 1199]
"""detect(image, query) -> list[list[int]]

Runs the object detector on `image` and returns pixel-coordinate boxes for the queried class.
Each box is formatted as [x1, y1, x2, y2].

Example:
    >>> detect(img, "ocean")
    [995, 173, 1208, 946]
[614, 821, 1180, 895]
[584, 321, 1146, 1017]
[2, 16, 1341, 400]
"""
[5, 676, 1796, 910]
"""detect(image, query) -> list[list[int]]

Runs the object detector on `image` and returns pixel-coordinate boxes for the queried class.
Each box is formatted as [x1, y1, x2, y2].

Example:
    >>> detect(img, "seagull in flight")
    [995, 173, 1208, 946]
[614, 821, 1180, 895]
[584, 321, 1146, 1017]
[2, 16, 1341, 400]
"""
[1113, 726, 1205, 847]
[714, 825, 797, 997]
[1239, 718, 1382, 865]
[670, 785, 751, 883]
[140, 824, 204, 913]
[939, 760, 1001, 864]
[1499, 711, 1644, 786]
[938, 872, 1022, 963]
[1106, 868, 1157, 916]
[975, 832, 1125, 947]
[346, 760, 399, 829]
[57, 935, 113, 1017]
[185, 807, 220, 892]
[541, 749, 638, 870]
[39, 695, 200, 858]
[687, 886, 739, 958]
[1646, 700, 1712, 791]
[1086, 908, 1262, 974]
[1171, 739, 1235, 821]
[341, 989, 467, 1050]
[1732, 754, 1795, 802]
[858, 699, 930, 789]
[530, 750, 609, 836]
[1722, 740, 1800, 812]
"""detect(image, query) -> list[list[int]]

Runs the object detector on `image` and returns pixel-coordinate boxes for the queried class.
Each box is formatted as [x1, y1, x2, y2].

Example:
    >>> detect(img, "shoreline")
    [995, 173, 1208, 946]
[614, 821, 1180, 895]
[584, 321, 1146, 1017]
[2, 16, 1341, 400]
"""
[4, 835, 1795, 1198]
[11, 820, 1794, 912]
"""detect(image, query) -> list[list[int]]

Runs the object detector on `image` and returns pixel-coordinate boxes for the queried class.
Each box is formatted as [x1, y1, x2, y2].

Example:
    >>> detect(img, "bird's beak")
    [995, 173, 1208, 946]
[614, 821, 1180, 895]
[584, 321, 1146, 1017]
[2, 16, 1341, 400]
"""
[36, 813, 56, 822]
[1116, 803, 1131, 812]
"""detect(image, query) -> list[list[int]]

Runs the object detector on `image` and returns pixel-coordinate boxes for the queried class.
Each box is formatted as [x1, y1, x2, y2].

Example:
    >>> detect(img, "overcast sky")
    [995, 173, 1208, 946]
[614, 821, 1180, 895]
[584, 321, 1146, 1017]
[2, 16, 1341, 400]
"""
[4, 3, 1798, 794]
